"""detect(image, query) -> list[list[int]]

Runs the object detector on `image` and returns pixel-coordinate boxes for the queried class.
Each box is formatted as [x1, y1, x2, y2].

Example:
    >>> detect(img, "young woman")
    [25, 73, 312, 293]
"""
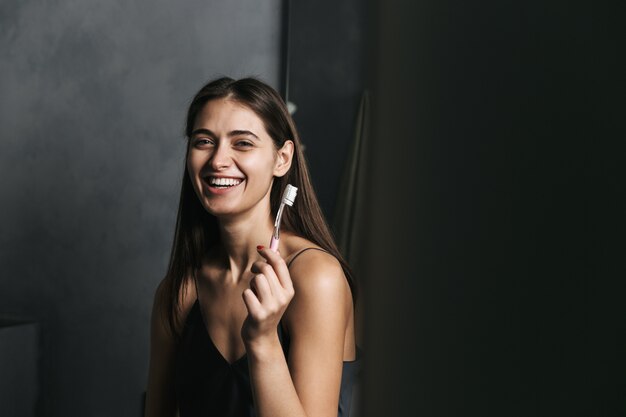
[145, 77, 358, 417]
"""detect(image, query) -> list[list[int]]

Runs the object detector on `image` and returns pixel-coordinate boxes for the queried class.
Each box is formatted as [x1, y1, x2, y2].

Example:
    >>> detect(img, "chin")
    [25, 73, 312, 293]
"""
[201, 199, 246, 218]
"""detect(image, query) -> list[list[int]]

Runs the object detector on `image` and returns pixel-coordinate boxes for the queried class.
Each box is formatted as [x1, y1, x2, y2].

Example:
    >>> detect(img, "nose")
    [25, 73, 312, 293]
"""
[209, 141, 232, 171]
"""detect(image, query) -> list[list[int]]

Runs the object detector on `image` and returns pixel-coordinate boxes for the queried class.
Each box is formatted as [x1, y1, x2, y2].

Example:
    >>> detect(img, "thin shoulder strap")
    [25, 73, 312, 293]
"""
[287, 247, 329, 268]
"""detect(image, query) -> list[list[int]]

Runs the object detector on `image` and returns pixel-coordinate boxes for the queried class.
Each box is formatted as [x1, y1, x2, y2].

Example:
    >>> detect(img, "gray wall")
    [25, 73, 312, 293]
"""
[0, 1, 281, 415]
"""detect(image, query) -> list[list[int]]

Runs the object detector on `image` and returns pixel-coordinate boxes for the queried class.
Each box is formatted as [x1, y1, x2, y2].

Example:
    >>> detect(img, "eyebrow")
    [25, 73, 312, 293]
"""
[191, 128, 259, 140]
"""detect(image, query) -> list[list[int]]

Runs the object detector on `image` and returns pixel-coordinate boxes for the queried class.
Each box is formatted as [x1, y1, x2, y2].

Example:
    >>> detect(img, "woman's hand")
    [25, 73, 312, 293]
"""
[241, 246, 295, 350]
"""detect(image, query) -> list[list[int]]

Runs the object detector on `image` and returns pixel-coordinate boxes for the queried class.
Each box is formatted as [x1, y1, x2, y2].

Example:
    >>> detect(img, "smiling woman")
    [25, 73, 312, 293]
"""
[144, 77, 359, 417]
[186, 99, 291, 216]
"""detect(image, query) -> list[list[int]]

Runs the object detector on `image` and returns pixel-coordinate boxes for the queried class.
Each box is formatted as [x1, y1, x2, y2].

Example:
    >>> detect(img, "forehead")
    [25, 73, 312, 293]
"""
[194, 99, 268, 136]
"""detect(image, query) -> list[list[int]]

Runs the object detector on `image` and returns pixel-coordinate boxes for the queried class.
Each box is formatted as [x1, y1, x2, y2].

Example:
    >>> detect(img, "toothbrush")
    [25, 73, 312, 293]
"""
[270, 184, 298, 252]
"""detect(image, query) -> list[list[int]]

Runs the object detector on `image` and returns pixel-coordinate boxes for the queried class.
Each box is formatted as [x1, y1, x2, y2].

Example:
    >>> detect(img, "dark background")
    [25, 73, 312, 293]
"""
[358, 1, 625, 416]
[1, 0, 624, 416]
[288, 0, 367, 219]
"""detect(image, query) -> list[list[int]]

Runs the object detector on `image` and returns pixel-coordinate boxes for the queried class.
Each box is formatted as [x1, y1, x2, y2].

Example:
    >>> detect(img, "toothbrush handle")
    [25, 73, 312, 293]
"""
[269, 236, 279, 252]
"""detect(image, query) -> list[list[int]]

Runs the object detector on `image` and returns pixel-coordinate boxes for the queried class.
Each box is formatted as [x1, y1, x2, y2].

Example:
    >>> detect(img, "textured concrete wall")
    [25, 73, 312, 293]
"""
[0, 1, 280, 415]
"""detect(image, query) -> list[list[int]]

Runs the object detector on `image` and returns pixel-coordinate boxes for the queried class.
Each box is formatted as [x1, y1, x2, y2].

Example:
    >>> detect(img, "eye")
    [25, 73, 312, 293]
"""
[235, 140, 254, 148]
[194, 138, 215, 148]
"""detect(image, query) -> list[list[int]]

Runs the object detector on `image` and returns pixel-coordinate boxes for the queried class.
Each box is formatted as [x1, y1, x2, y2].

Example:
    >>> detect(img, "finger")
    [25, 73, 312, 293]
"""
[242, 288, 263, 317]
[251, 274, 272, 303]
[251, 261, 281, 296]
[251, 260, 268, 274]
[257, 246, 293, 290]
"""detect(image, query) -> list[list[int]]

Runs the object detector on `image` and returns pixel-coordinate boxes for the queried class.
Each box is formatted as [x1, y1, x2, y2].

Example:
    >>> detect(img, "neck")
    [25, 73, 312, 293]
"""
[216, 205, 275, 281]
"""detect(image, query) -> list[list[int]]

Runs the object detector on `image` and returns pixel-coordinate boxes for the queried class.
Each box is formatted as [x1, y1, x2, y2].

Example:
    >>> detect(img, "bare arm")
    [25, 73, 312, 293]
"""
[243, 247, 352, 417]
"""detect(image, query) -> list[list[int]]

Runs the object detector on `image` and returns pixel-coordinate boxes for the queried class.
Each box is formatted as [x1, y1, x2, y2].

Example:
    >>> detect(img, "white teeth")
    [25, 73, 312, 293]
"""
[209, 177, 242, 187]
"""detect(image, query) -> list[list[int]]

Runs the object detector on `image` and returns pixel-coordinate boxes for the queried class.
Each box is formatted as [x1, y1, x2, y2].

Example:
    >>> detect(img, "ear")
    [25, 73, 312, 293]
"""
[273, 140, 294, 177]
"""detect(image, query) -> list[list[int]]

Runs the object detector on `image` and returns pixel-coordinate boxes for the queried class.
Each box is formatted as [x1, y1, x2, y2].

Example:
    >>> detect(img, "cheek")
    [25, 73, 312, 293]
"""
[186, 152, 203, 176]
[239, 152, 275, 176]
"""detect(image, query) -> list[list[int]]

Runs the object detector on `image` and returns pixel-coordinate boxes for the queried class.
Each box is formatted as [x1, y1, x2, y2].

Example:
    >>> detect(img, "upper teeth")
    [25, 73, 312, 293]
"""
[210, 177, 242, 186]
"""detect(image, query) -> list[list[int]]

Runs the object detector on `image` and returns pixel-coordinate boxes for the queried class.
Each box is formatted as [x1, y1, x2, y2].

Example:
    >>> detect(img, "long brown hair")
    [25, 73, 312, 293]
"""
[161, 77, 357, 337]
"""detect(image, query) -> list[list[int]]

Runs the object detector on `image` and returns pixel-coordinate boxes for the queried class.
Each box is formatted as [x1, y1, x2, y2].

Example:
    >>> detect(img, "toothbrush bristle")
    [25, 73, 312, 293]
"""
[282, 184, 298, 206]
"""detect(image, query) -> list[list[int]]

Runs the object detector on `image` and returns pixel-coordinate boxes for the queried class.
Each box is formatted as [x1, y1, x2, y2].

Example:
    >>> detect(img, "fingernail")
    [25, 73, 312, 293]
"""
[257, 245, 264, 251]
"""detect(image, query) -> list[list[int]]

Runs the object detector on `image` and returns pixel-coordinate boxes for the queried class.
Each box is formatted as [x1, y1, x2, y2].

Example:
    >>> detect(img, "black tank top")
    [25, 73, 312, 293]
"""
[174, 248, 360, 417]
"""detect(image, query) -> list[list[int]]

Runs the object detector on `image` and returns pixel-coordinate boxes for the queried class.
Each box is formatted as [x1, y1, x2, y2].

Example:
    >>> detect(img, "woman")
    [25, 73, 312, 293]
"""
[145, 77, 358, 417]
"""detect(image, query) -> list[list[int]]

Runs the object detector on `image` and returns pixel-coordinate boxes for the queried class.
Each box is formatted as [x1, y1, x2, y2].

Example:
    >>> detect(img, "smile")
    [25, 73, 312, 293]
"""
[203, 176, 245, 193]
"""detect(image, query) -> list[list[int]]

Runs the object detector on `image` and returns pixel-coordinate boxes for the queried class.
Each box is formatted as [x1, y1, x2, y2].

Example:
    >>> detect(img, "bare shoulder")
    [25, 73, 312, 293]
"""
[280, 238, 356, 367]
[287, 252, 351, 310]
[279, 233, 352, 308]
[288, 249, 345, 288]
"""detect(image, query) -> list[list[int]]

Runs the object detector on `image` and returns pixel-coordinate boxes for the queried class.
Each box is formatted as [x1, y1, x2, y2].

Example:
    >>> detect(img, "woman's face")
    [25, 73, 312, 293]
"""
[186, 98, 292, 218]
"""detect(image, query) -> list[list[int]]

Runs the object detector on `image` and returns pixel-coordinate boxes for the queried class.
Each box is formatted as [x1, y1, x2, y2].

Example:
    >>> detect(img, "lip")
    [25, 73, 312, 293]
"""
[204, 174, 246, 180]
